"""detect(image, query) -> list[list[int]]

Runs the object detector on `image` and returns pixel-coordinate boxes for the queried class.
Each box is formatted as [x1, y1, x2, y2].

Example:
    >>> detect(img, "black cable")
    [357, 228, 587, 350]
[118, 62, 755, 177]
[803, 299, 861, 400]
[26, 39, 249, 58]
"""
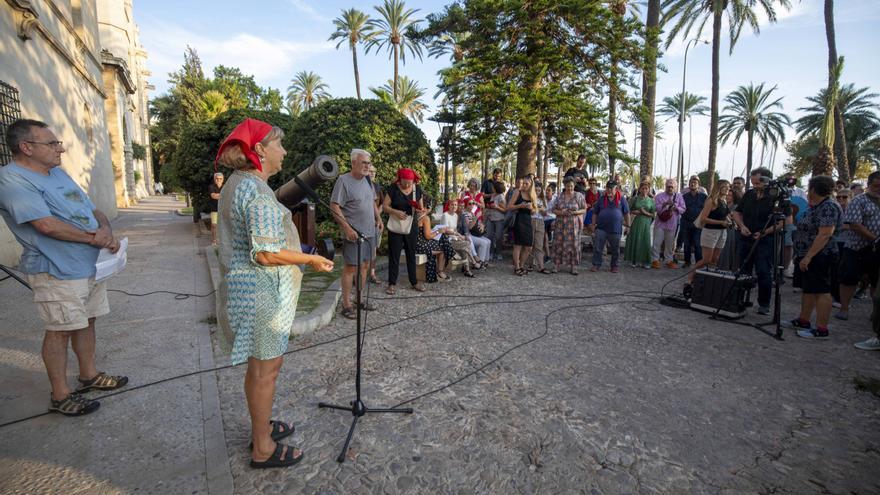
[0, 290, 657, 430]
[108, 288, 216, 300]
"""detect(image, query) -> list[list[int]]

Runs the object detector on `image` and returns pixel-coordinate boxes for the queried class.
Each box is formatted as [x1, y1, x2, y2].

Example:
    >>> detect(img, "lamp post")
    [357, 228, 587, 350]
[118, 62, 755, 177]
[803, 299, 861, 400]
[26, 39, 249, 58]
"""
[438, 125, 453, 202]
[678, 38, 708, 191]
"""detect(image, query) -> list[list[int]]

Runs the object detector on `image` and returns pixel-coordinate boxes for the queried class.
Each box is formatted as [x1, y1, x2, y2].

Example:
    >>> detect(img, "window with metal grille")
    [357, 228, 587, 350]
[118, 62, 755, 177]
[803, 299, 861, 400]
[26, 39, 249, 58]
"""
[0, 81, 23, 165]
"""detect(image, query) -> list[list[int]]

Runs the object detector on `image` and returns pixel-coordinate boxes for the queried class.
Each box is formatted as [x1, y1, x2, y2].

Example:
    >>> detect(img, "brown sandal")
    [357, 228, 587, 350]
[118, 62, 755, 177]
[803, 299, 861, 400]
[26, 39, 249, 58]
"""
[385, 285, 396, 295]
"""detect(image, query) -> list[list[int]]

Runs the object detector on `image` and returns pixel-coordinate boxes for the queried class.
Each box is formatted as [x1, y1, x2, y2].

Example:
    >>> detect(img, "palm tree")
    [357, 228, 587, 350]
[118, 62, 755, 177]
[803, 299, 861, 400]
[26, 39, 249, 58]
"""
[717, 83, 790, 182]
[328, 8, 373, 99]
[823, 0, 849, 181]
[663, 0, 792, 188]
[796, 82, 880, 178]
[639, 0, 661, 179]
[370, 76, 428, 123]
[198, 90, 228, 119]
[366, 0, 423, 101]
[658, 91, 709, 183]
[286, 71, 330, 113]
[427, 31, 469, 63]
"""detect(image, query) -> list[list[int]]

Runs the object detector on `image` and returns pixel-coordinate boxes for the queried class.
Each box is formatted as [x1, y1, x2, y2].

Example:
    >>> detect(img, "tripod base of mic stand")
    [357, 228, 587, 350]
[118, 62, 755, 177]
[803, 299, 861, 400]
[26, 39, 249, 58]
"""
[318, 399, 413, 463]
[753, 321, 785, 340]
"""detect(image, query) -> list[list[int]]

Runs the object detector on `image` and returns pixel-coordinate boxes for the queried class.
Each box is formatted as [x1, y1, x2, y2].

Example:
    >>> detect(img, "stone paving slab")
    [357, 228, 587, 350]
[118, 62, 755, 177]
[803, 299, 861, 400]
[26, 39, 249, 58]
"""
[213, 262, 880, 493]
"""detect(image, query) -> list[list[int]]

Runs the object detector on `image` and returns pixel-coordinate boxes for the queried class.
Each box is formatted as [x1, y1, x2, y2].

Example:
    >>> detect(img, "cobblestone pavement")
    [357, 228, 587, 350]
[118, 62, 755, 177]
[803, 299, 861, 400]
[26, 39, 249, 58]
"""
[216, 259, 880, 494]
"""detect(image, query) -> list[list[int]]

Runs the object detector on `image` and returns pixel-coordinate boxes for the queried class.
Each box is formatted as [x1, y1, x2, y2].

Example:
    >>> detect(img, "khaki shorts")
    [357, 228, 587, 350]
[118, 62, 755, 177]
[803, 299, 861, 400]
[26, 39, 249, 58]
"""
[700, 228, 727, 250]
[26, 273, 110, 331]
[210, 212, 219, 225]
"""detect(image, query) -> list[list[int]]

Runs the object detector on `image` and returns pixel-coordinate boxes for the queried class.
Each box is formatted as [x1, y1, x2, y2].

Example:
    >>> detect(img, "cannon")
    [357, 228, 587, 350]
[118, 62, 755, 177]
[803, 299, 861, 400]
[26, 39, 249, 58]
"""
[275, 155, 339, 258]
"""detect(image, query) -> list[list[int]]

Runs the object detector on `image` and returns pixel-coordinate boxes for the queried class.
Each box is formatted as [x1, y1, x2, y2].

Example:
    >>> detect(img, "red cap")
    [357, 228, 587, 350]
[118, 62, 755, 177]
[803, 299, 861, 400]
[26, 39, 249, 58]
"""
[396, 168, 420, 183]
[215, 118, 273, 172]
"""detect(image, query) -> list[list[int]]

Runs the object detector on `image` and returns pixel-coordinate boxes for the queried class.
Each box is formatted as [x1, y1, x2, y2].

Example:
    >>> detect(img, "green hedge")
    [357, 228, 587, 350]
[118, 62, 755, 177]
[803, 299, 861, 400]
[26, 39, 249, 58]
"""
[169, 109, 296, 218]
[274, 98, 438, 222]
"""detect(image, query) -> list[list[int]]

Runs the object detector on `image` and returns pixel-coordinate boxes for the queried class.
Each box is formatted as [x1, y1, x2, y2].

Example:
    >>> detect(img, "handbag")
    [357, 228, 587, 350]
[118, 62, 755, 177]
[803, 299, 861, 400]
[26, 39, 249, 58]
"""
[694, 215, 706, 229]
[658, 193, 677, 222]
[386, 189, 415, 234]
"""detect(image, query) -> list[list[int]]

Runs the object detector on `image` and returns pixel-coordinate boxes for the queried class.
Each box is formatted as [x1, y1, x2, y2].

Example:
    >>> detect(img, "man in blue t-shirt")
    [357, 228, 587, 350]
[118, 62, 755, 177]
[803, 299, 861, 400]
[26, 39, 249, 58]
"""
[589, 181, 631, 272]
[0, 119, 128, 416]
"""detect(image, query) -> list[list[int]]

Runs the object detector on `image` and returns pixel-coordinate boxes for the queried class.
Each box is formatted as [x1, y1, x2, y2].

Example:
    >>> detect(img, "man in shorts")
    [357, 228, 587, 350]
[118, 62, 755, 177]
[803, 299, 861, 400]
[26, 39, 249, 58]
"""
[208, 172, 224, 245]
[836, 171, 880, 326]
[0, 119, 128, 416]
[330, 149, 383, 319]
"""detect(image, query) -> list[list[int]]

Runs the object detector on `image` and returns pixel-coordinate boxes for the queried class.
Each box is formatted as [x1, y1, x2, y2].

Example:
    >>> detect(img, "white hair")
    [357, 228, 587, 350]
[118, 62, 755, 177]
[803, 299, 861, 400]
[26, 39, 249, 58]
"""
[214, 172, 224, 178]
[351, 148, 371, 162]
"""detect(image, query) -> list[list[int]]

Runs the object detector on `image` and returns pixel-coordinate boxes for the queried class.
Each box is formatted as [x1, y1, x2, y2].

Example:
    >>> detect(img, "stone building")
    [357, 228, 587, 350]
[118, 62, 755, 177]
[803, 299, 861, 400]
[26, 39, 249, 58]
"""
[0, 0, 151, 266]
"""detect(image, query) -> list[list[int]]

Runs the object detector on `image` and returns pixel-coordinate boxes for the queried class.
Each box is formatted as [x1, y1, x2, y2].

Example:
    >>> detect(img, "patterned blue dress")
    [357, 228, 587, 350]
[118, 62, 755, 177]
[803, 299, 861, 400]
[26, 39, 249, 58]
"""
[216, 171, 303, 365]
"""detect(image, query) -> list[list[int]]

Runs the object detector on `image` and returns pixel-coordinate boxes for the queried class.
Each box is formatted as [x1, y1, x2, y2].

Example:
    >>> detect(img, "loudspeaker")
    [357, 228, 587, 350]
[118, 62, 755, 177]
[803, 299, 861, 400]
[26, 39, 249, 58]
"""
[689, 268, 755, 319]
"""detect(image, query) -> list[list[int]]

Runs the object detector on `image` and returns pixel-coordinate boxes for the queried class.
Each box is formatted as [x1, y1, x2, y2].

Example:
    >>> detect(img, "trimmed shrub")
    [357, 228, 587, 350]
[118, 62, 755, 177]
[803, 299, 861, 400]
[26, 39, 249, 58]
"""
[170, 109, 296, 218]
[275, 98, 438, 222]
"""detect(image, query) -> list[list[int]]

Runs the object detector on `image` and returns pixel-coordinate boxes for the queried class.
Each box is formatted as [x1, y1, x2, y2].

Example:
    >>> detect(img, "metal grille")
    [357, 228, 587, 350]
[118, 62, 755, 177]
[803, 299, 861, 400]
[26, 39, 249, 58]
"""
[0, 81, 22, 165]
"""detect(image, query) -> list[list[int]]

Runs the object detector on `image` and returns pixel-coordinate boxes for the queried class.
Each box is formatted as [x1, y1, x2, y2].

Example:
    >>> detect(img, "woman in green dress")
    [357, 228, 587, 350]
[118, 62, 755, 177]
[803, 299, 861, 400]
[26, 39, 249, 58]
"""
[624, 182, 656, 268]
[216, 118, 334, 469]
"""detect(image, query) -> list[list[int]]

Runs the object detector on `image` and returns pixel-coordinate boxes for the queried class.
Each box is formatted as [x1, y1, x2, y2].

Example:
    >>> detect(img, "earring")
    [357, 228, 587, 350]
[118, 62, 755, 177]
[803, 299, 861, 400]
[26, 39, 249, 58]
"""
[259, 155, 264, 162]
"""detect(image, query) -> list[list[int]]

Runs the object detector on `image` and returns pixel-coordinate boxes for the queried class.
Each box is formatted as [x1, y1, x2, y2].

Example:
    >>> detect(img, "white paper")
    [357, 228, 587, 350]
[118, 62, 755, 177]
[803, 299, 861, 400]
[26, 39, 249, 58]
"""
[95, 236, 128, 281]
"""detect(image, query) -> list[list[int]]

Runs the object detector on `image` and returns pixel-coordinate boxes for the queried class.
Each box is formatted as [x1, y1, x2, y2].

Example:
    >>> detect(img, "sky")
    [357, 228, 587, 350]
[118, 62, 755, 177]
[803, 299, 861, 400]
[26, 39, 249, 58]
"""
[134, 0, 880, 181]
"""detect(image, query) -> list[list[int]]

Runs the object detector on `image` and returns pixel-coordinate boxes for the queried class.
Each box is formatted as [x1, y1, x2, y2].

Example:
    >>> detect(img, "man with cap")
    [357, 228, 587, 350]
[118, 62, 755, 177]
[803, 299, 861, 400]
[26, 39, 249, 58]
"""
[0, 119, 128, 417]
[589, 180, 630, 273]
[331, 149, 383, 319]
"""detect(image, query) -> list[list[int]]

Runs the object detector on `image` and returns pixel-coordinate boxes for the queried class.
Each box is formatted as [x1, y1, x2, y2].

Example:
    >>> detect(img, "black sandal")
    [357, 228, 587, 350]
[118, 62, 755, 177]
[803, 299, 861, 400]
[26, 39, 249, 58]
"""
[49, 393, 100, 416]
[250, 442, 304, 469]
[75, 372, 129, 393]
[249, 420, 295, 449]
[341, 306, 357, 319]
[462, 267, 476, 278]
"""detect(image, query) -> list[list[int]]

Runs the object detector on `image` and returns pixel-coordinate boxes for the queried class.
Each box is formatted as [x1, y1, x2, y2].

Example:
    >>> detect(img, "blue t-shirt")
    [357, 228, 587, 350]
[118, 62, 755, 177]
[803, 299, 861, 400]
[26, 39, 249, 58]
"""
[594, 194, 630, 235]
[0, 163, 101, 279]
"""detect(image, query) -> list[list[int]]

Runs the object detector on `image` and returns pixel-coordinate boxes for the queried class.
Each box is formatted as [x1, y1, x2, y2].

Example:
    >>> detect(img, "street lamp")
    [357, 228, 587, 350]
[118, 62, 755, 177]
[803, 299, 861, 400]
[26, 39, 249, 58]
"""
[678, 38, 709, 191]
[438, 125, 453, 202]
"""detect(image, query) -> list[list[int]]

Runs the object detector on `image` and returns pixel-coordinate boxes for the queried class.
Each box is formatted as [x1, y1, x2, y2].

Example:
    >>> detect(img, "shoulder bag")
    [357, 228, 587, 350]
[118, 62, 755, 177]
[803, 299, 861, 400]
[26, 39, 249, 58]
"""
[387, 189, 415, 234]
[658, 193, 677, 222]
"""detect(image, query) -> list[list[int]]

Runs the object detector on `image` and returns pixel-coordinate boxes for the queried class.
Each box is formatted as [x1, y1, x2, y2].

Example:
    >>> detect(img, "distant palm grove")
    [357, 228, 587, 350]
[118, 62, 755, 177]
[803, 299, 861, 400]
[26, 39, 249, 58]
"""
[150, 0, 878, 195]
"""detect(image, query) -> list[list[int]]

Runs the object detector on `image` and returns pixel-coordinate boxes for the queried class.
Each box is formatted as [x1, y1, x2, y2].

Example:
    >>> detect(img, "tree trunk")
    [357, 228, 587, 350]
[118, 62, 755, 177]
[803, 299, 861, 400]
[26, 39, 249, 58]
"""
[352, 44, 362, 100]
[535, 125, 543, 182]
[608, 58, 618, 178]
[393, 43, 399, 101]
[639, 0, 661, 179]
[707, 6, 722, 190]
[825, 0, 849, 182]
[516, 121, 539, 179]
[543, 135, 551, 187]
[745, 126, 755, 182]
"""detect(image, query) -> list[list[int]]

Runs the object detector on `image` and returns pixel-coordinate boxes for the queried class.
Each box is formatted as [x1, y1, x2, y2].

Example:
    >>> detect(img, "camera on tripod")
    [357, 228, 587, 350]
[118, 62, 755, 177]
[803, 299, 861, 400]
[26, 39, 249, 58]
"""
[762, 176, 797, 210]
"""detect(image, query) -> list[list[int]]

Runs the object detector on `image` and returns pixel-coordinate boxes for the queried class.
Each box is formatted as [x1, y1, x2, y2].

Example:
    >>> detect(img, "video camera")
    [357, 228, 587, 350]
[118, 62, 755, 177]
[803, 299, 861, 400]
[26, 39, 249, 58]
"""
[762, 176, 797, 211]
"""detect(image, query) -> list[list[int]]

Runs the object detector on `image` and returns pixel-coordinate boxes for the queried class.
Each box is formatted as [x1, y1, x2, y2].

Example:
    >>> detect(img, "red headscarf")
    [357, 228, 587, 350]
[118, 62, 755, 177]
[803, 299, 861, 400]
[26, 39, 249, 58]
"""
[396, 168, 420, 183]
[215, 118, 273, 172]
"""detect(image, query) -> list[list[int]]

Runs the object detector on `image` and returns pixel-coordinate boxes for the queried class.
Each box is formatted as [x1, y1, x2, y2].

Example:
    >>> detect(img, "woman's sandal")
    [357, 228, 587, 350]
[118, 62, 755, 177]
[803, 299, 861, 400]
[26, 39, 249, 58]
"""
[438, 272, 450, 281]
[368, 274, 381, 285]
[538, 268, 553, 275]
[385, 285, 396, 295]
[514, 268, 525, 276]
[462, 267, 476, 278]
[250, 442, 304, 469]
[411, 283, 426, 292]
[249, 420, 295, 449]
[340, 306, 357, 319]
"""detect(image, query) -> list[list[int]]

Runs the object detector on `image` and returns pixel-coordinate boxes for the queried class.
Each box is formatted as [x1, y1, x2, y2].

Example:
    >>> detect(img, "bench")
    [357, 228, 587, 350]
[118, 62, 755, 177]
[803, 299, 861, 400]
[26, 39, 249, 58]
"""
[402, 253, 467, 282]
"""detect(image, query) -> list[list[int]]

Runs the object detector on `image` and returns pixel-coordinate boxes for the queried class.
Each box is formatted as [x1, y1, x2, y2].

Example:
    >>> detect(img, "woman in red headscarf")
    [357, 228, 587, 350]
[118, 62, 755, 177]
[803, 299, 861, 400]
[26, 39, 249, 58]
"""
[382, 168, 425, 294]
[215, 118, 334, 469]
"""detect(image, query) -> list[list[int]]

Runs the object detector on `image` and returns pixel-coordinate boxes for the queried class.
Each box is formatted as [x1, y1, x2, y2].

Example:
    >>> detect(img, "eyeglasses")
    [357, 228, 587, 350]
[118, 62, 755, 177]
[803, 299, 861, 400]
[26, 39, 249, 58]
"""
[26, 140, 63, 148]
[836, 196, 848, 199]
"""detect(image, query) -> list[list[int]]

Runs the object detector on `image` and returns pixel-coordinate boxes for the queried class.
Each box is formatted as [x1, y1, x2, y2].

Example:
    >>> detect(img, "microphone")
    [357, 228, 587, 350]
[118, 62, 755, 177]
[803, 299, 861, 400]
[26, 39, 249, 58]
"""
[293, 175, 322, 204]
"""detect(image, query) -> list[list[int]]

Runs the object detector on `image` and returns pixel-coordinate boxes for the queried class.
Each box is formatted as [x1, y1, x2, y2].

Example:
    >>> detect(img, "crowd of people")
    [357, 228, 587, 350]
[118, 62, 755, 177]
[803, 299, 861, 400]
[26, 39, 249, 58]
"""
[360, 154, 879, 353]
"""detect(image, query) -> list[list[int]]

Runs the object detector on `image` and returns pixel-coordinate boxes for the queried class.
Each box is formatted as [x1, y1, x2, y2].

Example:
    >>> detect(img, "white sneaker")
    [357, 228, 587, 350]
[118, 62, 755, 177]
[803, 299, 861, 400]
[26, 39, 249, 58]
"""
[832, 301, 842, 309]
[854, 337, 880, 351]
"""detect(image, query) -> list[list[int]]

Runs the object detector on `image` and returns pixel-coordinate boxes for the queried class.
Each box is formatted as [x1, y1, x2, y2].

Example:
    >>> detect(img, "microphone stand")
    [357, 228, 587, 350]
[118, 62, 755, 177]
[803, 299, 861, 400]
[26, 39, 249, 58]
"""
[290, 176, 413, 463]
